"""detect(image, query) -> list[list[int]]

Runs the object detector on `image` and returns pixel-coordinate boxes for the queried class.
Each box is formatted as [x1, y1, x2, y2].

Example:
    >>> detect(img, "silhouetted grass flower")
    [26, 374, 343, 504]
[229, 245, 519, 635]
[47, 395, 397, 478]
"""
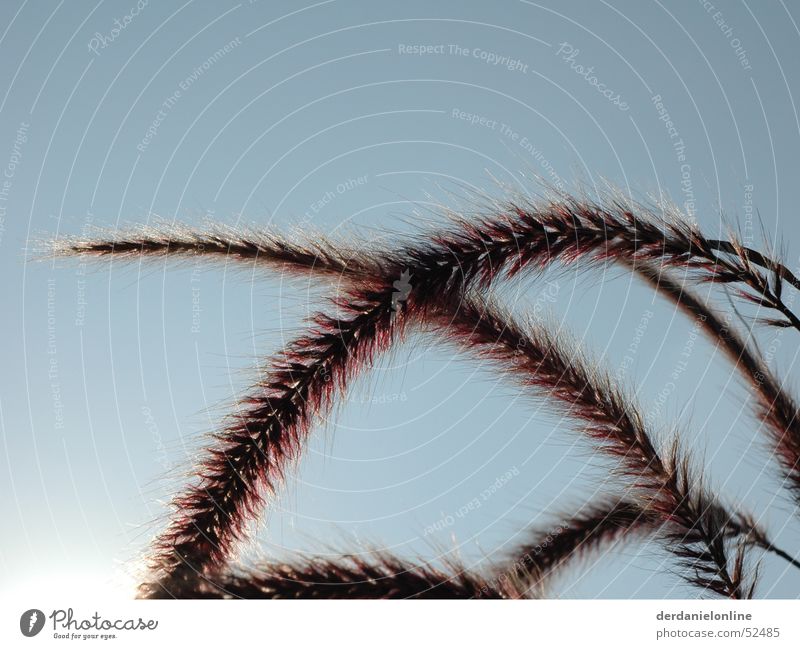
[49, 192, 800, 598]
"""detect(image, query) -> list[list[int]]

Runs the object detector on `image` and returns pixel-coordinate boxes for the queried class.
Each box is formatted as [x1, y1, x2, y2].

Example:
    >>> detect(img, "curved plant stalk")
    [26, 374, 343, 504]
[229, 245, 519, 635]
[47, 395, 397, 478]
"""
[506, 497, 800, 596]
[49, 221, 359, 277]
[632, 261, 800, 502]
[51, 197, 800, 329]
[160, 287, 778, 598]
[174, 553, 518, 599]
[503, 498, 659, 596]
[49, 197, 800, 596]
[139, 284, 404, 597]
[703, 238, 800, 329]
[174, 500, 655, 599]
[164, 282, 773, 598]
[52, 201, 800, 502]
[165, 502, 655, 599]
[434, 294, 759, 597]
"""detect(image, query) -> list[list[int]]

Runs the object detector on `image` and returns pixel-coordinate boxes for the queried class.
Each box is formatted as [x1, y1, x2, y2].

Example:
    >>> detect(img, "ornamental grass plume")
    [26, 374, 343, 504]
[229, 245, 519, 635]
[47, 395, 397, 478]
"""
[175, 552, 518, 599]
[47, 192, 800, 598]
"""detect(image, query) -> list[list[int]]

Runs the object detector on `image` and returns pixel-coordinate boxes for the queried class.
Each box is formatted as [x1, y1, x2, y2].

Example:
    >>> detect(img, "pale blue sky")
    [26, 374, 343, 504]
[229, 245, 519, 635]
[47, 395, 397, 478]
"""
[2, 0, 800, 598]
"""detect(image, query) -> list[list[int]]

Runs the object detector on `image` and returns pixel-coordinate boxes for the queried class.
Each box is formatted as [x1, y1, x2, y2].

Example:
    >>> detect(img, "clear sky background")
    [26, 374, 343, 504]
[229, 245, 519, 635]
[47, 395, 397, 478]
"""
[1, 0, 800, 598]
